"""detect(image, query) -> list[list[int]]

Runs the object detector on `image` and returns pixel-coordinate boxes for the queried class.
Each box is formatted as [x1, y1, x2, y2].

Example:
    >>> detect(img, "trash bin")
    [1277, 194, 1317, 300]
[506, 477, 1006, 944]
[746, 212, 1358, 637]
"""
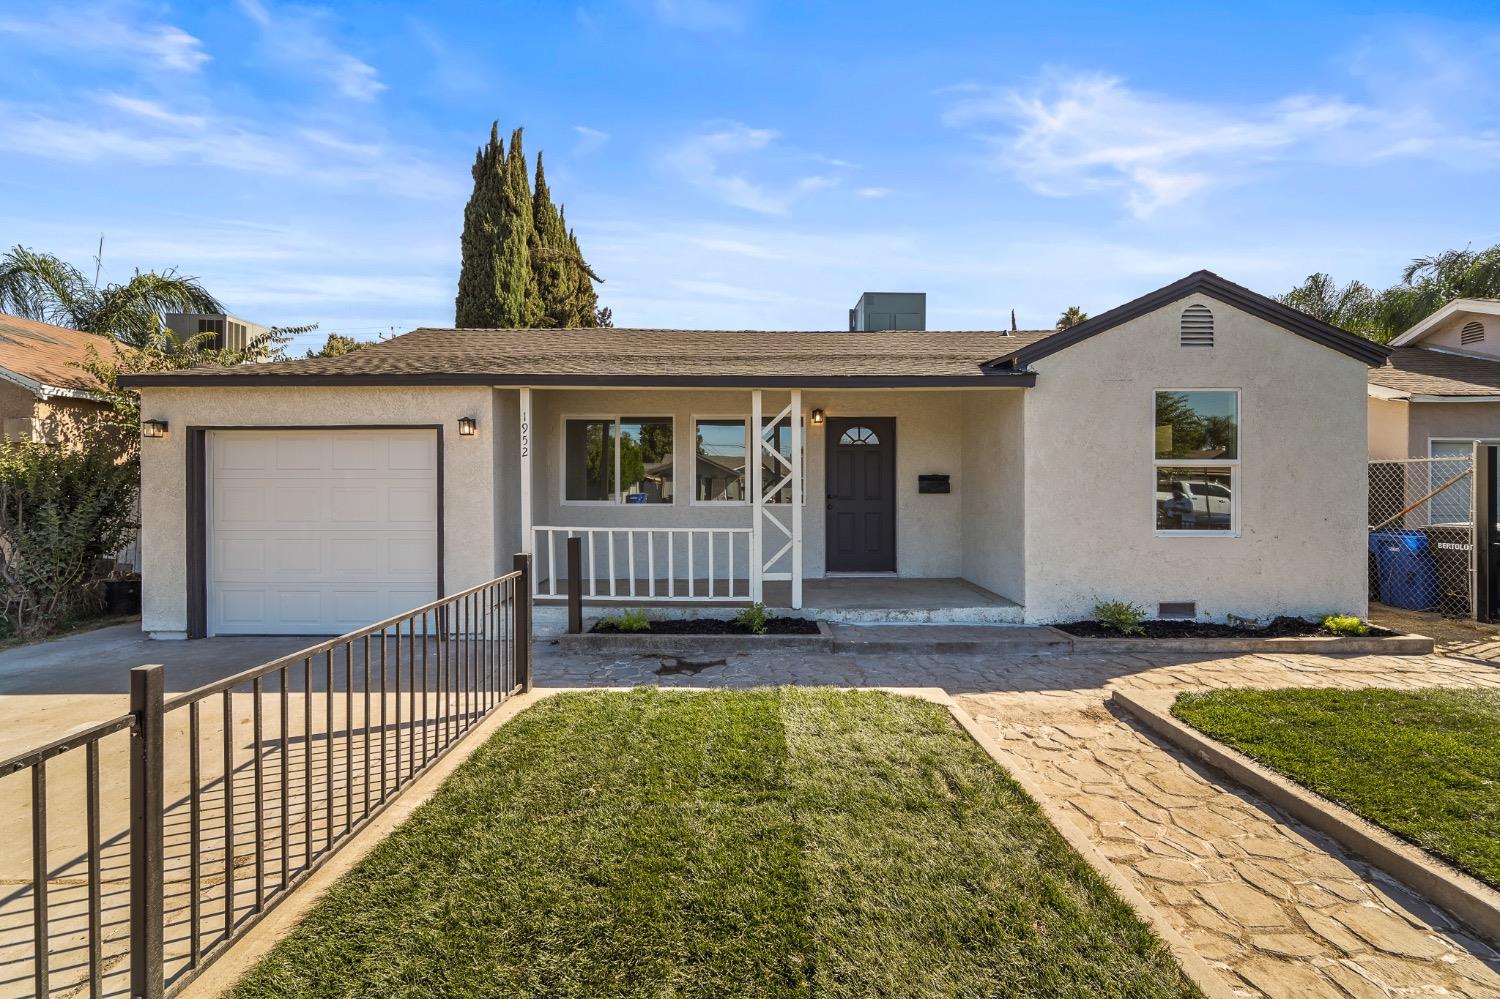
[1419, 524, 1472, 616]
[1368, 530, 1439, 610]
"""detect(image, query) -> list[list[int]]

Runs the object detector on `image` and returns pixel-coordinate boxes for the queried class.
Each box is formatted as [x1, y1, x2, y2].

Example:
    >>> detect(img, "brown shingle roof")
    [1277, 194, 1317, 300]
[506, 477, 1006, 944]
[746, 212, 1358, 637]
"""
[0, 313, 116, 394]
[1369, 347, 1500, 397]
[122, 327, 1057, 387]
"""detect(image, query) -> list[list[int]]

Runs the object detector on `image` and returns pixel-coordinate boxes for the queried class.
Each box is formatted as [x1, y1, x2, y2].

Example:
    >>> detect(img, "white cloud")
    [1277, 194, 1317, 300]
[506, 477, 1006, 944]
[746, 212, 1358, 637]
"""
[236, 0, 385, 101]
[651, 0, 745, 31]
[856, 186, 892, 199]
[574, 125, 611, 155]
[665, 122, 842, 215]
[0, 4, 209, 71]
[943, 67, 1500, 218]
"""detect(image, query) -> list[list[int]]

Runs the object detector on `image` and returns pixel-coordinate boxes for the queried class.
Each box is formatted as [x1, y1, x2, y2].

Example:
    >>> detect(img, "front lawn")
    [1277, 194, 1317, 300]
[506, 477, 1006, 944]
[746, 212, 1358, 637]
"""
[1172, 687, 1500, 889]
[232, 688, 1199, 999]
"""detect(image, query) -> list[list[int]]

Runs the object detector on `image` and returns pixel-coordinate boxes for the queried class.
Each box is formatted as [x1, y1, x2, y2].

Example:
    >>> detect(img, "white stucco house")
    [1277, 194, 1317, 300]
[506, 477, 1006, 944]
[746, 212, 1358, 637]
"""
[122, 271, 1388, 639]
[1369, 298, 1500, 462]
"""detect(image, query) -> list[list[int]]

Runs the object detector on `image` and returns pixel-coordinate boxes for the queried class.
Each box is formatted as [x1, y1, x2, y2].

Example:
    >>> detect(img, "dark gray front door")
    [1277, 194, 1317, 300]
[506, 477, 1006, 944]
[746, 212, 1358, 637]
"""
[825, 418, 896, 572]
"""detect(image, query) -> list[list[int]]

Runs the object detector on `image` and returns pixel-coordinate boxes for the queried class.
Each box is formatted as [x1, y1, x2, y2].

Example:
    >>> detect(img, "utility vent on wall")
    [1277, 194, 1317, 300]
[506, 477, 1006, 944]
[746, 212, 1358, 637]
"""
[1180, 304, 1214, 347]
[1158, 601, 1196, 619]
[1461, 320, 1486, 346]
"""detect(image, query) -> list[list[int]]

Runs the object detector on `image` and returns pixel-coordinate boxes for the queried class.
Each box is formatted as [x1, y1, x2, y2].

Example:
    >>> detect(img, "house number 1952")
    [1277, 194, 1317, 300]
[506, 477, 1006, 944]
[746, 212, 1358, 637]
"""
[519, 414, 529, 458]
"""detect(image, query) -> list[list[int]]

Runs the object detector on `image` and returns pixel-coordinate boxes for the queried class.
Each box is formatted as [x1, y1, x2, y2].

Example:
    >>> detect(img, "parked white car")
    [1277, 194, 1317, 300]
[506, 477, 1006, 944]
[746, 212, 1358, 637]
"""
[1156, 478, 1232, 529]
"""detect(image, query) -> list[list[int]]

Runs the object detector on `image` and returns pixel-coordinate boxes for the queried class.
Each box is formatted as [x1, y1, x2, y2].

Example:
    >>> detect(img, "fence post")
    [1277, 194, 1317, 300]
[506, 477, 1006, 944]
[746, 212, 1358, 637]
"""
[1475, 443, 1494, 623]
[514, 553, 533, 692]
[129, 665, 165, 999]
[567, 537, 583, 635]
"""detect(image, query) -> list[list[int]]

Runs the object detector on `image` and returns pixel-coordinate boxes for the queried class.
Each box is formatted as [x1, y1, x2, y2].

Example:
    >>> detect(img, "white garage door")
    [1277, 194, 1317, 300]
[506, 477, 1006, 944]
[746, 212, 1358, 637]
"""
[208, 429, 439, 635]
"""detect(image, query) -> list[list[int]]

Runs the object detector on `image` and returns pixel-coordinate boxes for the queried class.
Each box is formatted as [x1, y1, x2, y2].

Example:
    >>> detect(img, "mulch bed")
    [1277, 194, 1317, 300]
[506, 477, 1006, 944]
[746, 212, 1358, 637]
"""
[591, 617, 822, 635]
[1056, 616, 1399, 639]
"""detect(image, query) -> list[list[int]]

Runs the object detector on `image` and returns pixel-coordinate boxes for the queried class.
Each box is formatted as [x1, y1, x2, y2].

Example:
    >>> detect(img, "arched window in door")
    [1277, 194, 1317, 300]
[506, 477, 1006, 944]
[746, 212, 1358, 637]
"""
[838, 425, 880, 445]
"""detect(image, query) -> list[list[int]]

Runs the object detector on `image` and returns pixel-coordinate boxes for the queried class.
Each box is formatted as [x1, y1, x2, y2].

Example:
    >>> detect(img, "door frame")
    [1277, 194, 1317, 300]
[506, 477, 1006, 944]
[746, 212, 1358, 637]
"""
[187, 425, 445, 639]
[823, 416, 897, 573]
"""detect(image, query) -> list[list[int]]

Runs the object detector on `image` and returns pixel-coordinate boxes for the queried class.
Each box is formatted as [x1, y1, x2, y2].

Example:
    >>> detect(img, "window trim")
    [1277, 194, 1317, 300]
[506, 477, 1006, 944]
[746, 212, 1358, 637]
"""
[691, 413, 752, 506]
[1152, 387, 1241, 539]
[558, 413, 676, 507]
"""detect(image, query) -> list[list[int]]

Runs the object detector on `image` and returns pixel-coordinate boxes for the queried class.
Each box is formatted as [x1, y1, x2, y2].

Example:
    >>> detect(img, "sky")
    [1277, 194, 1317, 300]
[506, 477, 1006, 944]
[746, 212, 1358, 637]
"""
[2, 1, 1498, 353]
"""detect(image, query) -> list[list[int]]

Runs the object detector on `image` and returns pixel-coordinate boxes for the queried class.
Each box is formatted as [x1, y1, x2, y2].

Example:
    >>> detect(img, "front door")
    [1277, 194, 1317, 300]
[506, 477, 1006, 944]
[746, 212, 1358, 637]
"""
[825, 418, 896, 572]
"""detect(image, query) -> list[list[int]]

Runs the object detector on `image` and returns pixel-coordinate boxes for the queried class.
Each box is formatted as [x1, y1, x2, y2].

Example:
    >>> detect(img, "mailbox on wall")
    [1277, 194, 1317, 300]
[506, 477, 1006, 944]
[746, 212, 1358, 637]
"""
[918, 474, 950, 494]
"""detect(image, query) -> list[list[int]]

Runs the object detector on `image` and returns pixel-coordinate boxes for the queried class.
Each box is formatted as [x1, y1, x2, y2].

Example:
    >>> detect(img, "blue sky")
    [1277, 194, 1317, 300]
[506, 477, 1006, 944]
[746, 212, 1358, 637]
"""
[2, 1, 1498, 351]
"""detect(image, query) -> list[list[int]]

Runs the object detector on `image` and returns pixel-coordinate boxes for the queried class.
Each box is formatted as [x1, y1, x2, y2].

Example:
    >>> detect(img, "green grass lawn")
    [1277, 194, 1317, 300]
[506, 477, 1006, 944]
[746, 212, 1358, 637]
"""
[1172, 687, 1500, 890]
[231, 688, 1199, 999]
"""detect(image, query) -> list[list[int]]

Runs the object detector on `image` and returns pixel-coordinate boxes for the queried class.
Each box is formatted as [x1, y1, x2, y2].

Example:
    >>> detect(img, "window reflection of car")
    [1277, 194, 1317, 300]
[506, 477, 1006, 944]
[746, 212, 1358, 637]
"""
[1156, 479, 1231, 529]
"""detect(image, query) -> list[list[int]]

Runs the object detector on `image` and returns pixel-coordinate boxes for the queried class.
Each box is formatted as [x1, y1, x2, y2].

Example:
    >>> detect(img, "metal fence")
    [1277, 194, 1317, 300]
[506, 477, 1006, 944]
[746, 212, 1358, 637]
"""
[2, 556, 532, 999]
[1368, 456, 1475, 616]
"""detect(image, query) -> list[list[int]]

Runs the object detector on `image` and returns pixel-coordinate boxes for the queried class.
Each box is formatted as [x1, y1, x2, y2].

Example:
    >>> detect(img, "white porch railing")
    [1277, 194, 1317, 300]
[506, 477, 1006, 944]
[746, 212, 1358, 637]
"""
[532, 526, 755, 602]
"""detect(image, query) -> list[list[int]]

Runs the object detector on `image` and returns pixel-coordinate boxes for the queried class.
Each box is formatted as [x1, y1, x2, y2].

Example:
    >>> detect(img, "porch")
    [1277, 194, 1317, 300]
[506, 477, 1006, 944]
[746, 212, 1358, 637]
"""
[514, 383, 1027, 618]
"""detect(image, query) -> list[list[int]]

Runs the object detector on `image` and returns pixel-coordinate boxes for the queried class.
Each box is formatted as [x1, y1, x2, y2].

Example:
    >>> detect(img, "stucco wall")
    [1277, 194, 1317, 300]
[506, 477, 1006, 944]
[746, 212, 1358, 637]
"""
[529, 388, 974, 581]
[1368, 397, 1409, 460]
[1406, 400, 1500, 455]
[959, 390, 1024, 602]
[1412, 311, 1500, 359]
[137, 386, 499, 637]
[1021, 291, 1369, 623]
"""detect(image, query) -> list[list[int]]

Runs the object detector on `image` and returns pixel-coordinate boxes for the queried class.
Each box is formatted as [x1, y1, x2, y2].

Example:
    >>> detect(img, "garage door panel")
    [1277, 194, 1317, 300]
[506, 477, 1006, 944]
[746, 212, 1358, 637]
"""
[209, 429, 439, 635]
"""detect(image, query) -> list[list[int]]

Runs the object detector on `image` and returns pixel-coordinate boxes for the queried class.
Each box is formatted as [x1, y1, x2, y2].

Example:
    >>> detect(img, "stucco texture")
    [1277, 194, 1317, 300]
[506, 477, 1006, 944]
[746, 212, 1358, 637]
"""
[137, 386, 499, 636]
[1406, 399, 1500, 455]
[1021, 292, 1369, 623]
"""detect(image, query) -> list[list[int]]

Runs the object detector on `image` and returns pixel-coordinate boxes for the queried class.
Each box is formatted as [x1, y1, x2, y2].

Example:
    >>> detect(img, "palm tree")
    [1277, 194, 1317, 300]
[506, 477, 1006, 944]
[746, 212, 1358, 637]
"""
[1056, 306, 1088, 330]
[0, 244, 223, 347]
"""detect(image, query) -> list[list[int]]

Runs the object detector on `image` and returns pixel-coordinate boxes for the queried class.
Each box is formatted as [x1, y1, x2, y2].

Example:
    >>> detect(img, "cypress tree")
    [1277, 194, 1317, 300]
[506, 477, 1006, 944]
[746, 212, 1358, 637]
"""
[453, 123, 506, 327]
[566, 220, 602, 327]
[498, 127, 540, 326]
[530, 153, 576, 328]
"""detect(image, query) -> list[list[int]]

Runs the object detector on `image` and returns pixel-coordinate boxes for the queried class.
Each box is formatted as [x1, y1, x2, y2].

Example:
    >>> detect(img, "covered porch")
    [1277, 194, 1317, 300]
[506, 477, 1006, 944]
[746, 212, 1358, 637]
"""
[514, 383, 1027, 621]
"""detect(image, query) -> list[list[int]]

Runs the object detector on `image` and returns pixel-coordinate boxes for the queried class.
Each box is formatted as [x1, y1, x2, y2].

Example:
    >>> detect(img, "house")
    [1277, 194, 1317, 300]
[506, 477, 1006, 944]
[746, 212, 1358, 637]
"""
[164, 312, 269, 353]
[120, 271, 1387, 639]
[0, 312, 117, 442]
[1368, 299, 1500, 463]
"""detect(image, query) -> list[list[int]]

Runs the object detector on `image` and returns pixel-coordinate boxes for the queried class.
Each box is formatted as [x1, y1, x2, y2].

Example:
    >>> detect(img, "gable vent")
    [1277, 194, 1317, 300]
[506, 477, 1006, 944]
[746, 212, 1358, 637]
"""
[1180, 304, 1214, 347]
[1461, 320, 1486, 346]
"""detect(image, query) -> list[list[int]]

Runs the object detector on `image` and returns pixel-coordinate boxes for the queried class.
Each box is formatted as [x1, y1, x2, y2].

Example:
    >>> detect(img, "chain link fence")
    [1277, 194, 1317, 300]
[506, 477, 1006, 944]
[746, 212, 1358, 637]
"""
[1368, 455, 1474, 616]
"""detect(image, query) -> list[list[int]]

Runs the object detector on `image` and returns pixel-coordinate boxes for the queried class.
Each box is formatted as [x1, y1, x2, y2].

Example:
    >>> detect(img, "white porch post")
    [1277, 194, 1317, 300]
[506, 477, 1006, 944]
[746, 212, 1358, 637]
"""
[790, 388, 802, 609]
[519, 386, 533, 557]
[750, 389, 764, 602]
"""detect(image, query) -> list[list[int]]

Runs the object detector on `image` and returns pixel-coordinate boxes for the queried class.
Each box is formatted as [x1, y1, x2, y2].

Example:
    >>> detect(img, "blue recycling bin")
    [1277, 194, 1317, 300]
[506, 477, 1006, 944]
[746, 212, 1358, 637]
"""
[1368, 529, 1439, 610]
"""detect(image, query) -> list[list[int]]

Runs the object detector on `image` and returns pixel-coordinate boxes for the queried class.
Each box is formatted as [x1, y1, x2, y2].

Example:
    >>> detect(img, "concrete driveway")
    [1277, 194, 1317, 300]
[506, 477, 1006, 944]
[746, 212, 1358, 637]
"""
[0, 623, 317, 758]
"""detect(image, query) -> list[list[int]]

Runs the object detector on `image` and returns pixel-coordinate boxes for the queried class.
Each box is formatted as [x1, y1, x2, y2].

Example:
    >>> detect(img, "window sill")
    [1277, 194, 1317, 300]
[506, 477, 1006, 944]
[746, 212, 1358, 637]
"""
[1154, 530, 1241, 539]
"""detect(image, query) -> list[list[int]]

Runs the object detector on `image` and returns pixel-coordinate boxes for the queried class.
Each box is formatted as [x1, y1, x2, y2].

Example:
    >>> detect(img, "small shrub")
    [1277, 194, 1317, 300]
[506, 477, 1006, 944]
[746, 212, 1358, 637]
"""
[1092, 599, 1147, 636]
[1321, 614, 1369, 637]
[734, 602, 770, 635]
[616, 609, 651, 632]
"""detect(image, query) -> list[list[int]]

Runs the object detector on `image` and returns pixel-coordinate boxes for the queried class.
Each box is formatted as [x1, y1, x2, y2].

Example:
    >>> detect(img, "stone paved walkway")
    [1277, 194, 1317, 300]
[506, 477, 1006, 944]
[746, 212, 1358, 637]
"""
[538, 644, 1500, 997]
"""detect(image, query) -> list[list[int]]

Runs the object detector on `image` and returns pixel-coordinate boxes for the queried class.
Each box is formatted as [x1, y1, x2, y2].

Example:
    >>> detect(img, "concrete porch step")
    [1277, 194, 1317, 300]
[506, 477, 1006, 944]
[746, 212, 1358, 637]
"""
[828, 624, 1072, 655]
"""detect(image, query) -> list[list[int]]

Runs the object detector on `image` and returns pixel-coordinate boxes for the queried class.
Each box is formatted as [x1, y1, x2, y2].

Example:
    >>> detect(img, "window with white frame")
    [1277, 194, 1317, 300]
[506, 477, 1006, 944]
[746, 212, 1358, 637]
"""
[695, 418, 747, 502]
[1154, 390, 1238, 534]
[563, 416, 673, 503]
[761, 416, 806, 504]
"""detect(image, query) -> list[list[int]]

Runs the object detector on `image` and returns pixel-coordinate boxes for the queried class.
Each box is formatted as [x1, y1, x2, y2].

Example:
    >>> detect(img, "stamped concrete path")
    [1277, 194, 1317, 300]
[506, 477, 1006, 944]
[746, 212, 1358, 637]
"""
[540, 644, 1500, 997]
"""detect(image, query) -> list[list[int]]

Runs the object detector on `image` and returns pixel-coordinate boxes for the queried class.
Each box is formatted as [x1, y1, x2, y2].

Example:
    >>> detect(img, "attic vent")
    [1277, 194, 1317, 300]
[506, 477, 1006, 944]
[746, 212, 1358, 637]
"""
[1461, 320, 1486, 346]
[1180, 305, 1214, 347]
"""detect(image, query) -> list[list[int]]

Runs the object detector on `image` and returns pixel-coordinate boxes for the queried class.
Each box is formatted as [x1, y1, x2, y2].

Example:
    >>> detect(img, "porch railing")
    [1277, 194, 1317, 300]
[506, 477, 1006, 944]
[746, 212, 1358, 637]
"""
[532, 526, 753, 602]
[2, 555, 532, 999]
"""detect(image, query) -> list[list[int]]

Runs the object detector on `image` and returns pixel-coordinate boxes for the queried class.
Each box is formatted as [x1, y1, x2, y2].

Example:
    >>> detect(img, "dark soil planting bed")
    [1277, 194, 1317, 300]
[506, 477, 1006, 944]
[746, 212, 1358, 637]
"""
[1057, 616, 1398, 640]
[591, 616, 821, 635]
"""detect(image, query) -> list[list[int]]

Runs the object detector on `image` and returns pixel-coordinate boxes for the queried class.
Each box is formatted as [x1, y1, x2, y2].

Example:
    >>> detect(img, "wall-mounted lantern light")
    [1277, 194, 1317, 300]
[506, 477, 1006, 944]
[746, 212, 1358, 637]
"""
[142, 419, 169, 439]
[810, 408, 825, 426]
[457, 417, 478, 437]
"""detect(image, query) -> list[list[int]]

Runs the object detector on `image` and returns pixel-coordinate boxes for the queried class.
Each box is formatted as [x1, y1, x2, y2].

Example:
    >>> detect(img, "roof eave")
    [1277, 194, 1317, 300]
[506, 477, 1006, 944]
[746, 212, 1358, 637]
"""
[1389, 299, 1500, 347]
[119, 371, 1039, 389]
[982, 271, 1391, 370]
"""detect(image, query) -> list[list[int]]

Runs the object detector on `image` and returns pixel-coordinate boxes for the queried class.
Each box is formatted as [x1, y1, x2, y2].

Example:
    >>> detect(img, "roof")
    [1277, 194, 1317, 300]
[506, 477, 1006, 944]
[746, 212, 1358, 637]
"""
[120, 328, 1054, 388]
[1368, 347, 1500, 399]
[984, 270, 1389, 370]
[0, 313, 116, 396]
[1388, 298, 1500, 347]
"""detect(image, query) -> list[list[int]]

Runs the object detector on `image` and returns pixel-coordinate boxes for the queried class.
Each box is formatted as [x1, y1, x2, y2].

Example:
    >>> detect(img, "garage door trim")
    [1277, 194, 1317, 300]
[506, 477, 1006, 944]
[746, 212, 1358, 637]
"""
[186, 425, 445, 639]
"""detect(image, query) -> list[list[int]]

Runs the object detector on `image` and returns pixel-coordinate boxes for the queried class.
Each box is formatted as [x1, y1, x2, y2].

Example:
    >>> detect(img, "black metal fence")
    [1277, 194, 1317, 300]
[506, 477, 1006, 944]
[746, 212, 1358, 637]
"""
[3, 555, 532, 998]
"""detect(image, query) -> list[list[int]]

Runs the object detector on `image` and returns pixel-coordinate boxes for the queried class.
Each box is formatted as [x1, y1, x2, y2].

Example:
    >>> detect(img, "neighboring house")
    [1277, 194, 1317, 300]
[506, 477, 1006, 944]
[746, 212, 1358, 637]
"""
[121, 271, 1387, 639]
[1368, 299, 1500, 465]
[0, 312, 116, 442]
[164, 312, 268, 352]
